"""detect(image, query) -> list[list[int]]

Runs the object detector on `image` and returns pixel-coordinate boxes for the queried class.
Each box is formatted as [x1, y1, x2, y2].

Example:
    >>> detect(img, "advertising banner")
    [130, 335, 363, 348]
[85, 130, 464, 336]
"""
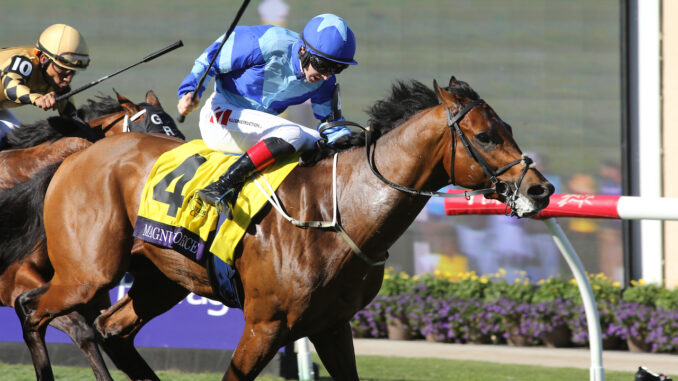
[0, 278, 245, 350]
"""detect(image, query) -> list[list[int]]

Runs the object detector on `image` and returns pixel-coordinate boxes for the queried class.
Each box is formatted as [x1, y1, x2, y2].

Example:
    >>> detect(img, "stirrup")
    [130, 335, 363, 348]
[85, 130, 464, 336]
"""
[198, 187, 233, 210]
[215, 190, 235, 216]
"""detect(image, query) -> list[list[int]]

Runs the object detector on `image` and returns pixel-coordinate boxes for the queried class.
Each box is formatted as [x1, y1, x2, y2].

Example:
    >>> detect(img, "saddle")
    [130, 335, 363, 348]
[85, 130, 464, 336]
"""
[132, 139, 299, 308]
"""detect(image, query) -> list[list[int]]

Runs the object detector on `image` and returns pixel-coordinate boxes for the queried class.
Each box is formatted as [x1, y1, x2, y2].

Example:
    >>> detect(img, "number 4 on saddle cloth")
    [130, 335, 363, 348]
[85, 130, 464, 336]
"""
[132, 139, 299, 308]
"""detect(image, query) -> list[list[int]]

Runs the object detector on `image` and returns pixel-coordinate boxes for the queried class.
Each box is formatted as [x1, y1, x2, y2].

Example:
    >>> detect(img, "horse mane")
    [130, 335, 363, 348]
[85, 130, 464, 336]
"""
[76, 94, 124, 121]
[300, 77, 479, 166]
[366, 78, 479, 138]
[3, 94, 122, 149]
[0, 162, 60, 275]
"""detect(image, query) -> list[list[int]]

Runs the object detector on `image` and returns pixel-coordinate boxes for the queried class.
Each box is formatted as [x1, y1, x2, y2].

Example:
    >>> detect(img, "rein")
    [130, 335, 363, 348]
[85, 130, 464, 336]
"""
[263, 98, 534, 267]
[321, 99, 530, 201]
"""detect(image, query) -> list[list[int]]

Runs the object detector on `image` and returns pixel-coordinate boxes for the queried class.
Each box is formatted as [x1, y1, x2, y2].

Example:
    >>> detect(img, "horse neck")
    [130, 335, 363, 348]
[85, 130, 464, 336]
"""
[90, 112, 126, 135]
[337, 106, 449, 252]
[365, 106, 449, 191]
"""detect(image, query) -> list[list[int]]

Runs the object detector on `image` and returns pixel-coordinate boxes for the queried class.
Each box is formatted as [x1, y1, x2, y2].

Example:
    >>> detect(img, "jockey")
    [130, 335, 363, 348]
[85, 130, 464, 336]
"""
[0, 24, 91, 147]
[177, 14, 357, 214]
[177, 13, 357, 213]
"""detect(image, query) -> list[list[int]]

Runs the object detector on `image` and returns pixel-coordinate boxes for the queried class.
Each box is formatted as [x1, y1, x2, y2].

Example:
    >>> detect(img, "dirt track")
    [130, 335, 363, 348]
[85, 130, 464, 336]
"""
[345, 338, 678, 375]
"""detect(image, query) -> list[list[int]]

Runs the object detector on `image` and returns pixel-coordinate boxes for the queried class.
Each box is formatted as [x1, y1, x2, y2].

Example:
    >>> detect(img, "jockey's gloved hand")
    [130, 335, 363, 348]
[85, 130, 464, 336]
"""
[318, 117, 352, 147]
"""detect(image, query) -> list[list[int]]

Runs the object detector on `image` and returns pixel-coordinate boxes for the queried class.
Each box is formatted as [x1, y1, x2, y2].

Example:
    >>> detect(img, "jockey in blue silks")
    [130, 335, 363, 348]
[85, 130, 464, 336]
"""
[177, 13, 357, 214]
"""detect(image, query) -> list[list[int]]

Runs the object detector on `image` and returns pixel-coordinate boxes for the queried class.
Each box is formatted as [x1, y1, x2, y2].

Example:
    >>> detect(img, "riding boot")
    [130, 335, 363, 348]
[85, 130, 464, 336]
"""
[198, 137, 295, 214]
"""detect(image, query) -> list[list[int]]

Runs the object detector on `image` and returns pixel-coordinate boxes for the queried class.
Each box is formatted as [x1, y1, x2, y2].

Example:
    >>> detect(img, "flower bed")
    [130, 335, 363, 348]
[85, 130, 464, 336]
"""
[350, 268, 678, 353]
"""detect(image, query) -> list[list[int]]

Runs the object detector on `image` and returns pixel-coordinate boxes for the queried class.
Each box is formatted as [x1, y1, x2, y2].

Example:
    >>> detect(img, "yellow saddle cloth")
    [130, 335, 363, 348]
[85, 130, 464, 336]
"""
[133, 139, 298, 265]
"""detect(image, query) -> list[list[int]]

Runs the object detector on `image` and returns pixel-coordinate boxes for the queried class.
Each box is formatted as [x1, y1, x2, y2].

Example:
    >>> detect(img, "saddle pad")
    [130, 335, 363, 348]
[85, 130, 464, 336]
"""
[133, 139, 298, 265]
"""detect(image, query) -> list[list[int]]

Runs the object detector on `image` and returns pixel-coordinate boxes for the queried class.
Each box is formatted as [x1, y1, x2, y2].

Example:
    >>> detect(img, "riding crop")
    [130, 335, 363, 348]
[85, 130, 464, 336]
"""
[55, 40, 184, 102]
[177, 0, 251, 123]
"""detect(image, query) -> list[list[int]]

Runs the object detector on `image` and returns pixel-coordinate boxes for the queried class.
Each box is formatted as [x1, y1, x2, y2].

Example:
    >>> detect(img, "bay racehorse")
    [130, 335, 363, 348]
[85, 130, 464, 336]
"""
[15, 77, 553, 380]
[0, 90, 184, 380]
[0, 90, 184, 187]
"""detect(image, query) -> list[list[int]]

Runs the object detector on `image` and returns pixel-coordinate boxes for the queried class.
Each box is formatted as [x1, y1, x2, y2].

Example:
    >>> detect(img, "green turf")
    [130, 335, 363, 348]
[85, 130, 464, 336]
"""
[0, 354, 637, 380]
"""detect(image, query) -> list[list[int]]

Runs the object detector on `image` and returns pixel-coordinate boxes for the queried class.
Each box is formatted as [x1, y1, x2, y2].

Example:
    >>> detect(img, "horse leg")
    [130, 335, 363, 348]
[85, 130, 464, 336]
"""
[14, 284, 54, 381]
[11, 260, 113, 381]
[95, 258, 189, 381]
[48, 309, 112, 381]
[94, 297, 161, 381]
[15, 271, 123, 381]
[225, 321, 286, 381]
[308, 321, 359, 381]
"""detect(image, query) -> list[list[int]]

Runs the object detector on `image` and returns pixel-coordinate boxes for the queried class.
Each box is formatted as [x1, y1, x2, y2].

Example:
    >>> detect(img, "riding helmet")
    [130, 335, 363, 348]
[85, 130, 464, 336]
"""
[301, 14, 357, 65]
[36, 24, 90, 70]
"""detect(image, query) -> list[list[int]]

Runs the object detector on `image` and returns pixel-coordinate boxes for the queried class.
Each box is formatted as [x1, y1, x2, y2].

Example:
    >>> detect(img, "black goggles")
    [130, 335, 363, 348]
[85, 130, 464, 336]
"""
[309, 54, 348, 76]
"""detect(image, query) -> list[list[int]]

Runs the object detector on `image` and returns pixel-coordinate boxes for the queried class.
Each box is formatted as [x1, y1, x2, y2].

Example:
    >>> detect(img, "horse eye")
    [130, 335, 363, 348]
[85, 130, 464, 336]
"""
[475, 132, 492, 144]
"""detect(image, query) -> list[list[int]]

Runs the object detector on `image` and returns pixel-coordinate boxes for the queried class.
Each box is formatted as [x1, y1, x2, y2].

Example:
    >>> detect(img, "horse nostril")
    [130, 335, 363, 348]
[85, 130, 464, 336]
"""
[495, 181, 511, 196]
[528, 184, 553, 199]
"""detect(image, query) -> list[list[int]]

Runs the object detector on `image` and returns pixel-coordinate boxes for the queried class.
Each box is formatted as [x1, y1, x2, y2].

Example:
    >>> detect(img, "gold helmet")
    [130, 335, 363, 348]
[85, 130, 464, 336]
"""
[36, 24, 90, 70]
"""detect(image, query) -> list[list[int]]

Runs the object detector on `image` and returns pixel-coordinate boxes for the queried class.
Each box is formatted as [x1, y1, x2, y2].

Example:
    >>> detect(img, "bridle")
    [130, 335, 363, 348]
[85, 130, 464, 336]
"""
[445, 99, 535, 215]
[270, 97, 538, 267]
[98, 103, 178, 136]
[324, 98, 535, 214]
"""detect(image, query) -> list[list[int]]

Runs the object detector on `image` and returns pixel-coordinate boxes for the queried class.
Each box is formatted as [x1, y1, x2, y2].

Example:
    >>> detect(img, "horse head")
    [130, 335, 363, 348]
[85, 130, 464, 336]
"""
[433, 76, 554, 217]
[85, 90, 183, 139]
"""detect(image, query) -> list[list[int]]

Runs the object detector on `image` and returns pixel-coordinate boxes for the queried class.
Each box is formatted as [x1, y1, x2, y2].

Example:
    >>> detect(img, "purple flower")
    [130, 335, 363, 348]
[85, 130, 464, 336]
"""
[646, 308, 678, 352]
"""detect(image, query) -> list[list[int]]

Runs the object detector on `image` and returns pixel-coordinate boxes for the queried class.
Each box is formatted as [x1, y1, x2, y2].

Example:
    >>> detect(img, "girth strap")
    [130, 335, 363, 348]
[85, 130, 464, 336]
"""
[252, 153, 386, 266]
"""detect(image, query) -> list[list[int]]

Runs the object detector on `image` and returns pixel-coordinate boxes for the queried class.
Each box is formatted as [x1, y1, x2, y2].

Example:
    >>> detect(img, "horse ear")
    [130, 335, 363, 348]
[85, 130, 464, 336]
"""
[114, 88, 139, 115]
[433, 79, 453, 105]
[145, 90, 162, 108]
[448, 76, 457, 87]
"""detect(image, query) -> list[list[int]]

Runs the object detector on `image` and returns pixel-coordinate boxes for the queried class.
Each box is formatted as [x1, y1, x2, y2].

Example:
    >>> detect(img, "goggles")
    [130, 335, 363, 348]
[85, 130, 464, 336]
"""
[53, 52, 90, 69]
[309, 54, 348, 76]
[37, 41, 90, 69]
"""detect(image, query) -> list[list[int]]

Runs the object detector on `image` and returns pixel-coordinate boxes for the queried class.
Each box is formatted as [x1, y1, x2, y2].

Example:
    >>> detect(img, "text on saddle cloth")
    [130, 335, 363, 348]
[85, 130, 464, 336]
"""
[132, 139, 299, 265]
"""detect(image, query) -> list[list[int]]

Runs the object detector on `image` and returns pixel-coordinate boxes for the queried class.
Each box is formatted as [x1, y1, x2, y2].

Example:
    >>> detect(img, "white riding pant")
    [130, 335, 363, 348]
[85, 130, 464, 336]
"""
[0, 108, 20, 142]
[199, 92, 321, 154]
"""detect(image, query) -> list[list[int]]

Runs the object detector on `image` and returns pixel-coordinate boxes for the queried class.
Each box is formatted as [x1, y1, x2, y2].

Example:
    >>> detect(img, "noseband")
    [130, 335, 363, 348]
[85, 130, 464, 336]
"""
[364, 98, 534, 214]
[446, 99, 535, 211]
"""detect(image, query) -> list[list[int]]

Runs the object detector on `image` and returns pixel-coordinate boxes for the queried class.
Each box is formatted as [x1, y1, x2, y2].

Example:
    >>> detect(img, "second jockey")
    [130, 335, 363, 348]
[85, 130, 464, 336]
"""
[0, 24, 91, 147]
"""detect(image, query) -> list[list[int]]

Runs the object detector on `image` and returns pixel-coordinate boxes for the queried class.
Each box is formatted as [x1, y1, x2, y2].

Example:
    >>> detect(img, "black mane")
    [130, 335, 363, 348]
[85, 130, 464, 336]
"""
[301, 77, 479, 165]
[3, 94, 122, 149]
[367, 78, 479, 139]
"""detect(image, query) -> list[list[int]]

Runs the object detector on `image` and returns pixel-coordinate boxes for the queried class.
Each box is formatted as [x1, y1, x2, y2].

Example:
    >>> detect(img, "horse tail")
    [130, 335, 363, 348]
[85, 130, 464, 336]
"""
[0, 161, 61, 275]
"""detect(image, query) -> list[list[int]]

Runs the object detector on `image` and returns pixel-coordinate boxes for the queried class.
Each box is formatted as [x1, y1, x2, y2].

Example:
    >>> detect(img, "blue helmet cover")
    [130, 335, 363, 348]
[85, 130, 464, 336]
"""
[302, 14, 357, 65]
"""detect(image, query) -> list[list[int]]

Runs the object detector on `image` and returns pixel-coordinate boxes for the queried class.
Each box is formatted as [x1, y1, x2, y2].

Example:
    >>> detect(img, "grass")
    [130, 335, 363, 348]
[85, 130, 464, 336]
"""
[0, 354, 635, 381]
